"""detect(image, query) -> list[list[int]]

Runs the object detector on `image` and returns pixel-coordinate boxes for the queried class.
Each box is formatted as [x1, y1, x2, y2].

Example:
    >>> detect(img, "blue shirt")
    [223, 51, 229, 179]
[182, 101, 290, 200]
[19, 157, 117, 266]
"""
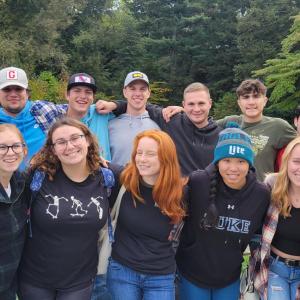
[81, 105, 114, 161]
[0, 101, 46, 170]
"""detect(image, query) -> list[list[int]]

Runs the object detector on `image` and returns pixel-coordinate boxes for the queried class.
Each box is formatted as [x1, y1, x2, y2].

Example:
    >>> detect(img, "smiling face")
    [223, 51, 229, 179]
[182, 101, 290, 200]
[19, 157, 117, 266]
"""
[238, 92, 267, 123]
[52, 125, 90, 168]
[0, 85, 28, 116]
[0, 128, 25, 174]
[123, 80, 150, 116]
[218, 157, 249, 189]
[135, 137, 160, 185]
[288, 144, 300, 188]
[66, 86, 94, 119]
[182, 90, 212, 128]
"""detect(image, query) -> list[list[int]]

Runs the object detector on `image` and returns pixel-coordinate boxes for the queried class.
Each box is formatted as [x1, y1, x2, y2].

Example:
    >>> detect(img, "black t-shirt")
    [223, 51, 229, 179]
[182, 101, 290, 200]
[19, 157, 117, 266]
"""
[20, 169, 109, 290]
[111, 181, 175, 275]
[272, 206, 300, 256]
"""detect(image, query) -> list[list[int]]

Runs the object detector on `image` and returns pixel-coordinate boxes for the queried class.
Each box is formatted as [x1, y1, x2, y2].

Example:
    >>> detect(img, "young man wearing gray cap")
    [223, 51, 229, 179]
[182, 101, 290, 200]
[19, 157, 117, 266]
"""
[101, 82, 221, 175]
[108, 71, 160, 165]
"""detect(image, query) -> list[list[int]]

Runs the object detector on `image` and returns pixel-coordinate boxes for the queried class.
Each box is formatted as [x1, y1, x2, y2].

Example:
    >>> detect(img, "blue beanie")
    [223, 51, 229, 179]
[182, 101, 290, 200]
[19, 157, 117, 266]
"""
[213, 122, 254, 166]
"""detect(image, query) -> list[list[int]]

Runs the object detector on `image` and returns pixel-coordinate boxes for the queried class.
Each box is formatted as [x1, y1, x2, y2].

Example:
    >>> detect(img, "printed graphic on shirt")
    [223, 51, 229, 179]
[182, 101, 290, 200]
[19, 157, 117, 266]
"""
[249, 134, 269, 155]
[87, 196, 103, 219]
[216, 216, 251, 234]
[45, 194, 69, 219]
[70, 196, 88, 217]
[45, 194, 104, 220]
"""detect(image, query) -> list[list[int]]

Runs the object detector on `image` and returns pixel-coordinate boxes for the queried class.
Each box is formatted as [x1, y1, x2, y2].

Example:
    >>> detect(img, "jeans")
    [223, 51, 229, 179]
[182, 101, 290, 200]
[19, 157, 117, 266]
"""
[178, 273, 240, 300]
[267, 255, 300, 300]
[18, 281, 93, 300]
[107, 258, 175, 300]
[91, 274, 112, 300]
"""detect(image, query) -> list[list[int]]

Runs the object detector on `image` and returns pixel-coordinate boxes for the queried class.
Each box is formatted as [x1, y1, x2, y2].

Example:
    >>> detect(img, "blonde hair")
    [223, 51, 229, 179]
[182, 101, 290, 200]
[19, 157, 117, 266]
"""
[183, 82, 210, 99]
[271, 136, 300, 217]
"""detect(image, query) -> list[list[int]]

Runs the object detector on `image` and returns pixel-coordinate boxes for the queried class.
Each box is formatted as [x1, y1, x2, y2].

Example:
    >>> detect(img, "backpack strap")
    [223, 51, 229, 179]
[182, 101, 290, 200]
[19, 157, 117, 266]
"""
[100, 167, 115, 197]
[99, 167, 117, 242]
[28, 169, 46, 237]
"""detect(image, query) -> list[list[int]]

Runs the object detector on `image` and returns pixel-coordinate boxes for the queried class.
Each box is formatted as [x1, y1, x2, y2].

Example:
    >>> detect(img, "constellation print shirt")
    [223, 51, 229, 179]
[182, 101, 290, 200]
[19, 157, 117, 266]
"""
[19, 168, 109, 291]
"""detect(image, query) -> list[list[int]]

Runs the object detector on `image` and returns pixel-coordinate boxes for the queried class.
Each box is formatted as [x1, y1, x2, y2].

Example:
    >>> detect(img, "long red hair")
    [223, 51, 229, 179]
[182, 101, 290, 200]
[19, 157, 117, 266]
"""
[120, 130, 187, 224]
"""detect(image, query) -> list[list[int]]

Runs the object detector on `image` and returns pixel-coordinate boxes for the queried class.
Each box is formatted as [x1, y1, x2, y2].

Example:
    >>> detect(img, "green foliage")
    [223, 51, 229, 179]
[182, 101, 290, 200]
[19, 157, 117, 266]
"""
[148, 82, 173, 106]
[0, 0, 299, 115]
[29, 71, 67, 103]
[235, 0, 299, 83]
[212, 92, 240, 119]
[254, 13, 300, 113]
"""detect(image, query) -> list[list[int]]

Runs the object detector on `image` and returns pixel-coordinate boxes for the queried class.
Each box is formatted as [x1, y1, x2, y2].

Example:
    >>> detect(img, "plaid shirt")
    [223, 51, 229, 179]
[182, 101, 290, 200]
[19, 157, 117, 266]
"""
[0, 172, 26, 295]
[30, 100, 68, 132]
[253, 204, 300, 300]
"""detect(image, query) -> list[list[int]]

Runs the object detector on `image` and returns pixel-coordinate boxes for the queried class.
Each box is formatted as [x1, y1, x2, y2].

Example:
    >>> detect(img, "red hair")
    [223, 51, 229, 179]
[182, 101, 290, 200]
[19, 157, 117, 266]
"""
[120, 130, 187, 224]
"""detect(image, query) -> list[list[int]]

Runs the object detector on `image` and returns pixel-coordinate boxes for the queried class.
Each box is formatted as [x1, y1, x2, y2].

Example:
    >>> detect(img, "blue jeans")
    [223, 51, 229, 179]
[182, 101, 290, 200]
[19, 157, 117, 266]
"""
[91, 274, 112, 300]
[107, 259, 175, 300]
[267, 255, 300, 300]
[178, 274, 240, 300]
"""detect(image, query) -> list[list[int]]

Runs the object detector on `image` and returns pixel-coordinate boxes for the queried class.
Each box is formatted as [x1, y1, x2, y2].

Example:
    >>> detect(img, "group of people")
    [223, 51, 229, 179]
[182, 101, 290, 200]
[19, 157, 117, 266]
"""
[0, 65, 300, 300]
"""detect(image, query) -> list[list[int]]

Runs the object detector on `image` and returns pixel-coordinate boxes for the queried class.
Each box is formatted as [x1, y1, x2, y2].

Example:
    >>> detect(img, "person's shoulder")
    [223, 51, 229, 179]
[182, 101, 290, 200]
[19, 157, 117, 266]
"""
[264, 173, 277, 190]
[217, 115, 242, 127]
[264, 116, 291, 127]
[189, 165, 212, 182]
[252, 177, 270, 204]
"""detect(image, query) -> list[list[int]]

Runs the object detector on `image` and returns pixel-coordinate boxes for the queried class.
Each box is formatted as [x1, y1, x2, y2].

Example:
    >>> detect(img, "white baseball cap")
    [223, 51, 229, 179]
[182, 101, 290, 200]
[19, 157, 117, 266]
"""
[0, 67, 28, 90]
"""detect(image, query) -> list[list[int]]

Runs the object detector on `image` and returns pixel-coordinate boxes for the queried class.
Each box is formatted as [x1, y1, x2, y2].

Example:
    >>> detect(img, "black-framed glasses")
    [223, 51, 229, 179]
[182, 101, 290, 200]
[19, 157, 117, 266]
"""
[52, 134, 86, 151]
[0, 143, 25, 155]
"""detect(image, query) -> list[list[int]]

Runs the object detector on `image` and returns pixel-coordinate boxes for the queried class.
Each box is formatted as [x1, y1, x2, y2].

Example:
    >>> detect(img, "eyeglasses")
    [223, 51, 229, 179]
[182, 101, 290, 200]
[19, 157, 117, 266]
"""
[2, 86, 26, 93]
[52, 134, 86, 151]
[0, 143, 25, 155]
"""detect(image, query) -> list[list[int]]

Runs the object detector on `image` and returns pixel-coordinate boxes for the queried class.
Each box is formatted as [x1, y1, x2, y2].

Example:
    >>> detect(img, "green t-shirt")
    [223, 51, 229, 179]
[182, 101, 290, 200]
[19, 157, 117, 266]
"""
[217, 115, 297, 181]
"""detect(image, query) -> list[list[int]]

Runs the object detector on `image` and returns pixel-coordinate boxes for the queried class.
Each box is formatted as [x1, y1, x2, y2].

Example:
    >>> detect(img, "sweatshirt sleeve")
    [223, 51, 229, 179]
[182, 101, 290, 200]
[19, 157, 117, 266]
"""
[146, 103, 167, 129]
[112, 100, 127, 116]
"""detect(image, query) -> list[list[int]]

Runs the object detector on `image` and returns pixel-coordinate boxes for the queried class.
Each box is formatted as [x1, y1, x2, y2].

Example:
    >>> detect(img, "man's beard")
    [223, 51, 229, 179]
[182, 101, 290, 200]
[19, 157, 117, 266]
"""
[5, 106, 23, 114]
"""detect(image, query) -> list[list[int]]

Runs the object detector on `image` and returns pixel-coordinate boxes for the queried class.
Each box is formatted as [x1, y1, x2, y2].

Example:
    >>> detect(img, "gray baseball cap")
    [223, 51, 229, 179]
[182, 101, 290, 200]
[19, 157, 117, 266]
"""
[0, 67, 28, 90]
[124, 71, 149, 87]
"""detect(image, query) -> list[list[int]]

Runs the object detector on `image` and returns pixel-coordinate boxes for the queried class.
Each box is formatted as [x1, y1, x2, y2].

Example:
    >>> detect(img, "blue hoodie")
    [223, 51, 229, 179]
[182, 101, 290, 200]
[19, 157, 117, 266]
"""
[0, 100, 46, 170]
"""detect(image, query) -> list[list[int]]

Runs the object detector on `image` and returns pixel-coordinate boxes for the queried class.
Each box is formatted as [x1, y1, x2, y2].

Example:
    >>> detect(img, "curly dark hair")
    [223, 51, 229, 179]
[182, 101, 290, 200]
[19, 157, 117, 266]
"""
[30, 117, 101, 180]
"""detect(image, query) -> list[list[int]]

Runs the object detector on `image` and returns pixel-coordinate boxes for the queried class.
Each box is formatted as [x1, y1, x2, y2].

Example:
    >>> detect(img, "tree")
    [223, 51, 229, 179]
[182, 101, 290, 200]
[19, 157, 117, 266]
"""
[69, 4, 145, 98]
[254, 13, 300, 116]
[235, 0, 300, 82]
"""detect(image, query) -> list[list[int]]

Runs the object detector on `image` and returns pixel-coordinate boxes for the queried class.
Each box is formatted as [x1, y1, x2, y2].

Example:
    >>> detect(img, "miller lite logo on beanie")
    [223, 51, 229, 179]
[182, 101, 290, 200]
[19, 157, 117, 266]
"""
[213, 122, 254, 166]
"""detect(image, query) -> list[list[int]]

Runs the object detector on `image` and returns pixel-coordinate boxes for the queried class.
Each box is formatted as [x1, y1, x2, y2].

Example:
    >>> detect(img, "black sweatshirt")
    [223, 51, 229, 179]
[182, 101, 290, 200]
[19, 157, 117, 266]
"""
[113, 101, 222, 175]
[176, 164, 270, 288]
